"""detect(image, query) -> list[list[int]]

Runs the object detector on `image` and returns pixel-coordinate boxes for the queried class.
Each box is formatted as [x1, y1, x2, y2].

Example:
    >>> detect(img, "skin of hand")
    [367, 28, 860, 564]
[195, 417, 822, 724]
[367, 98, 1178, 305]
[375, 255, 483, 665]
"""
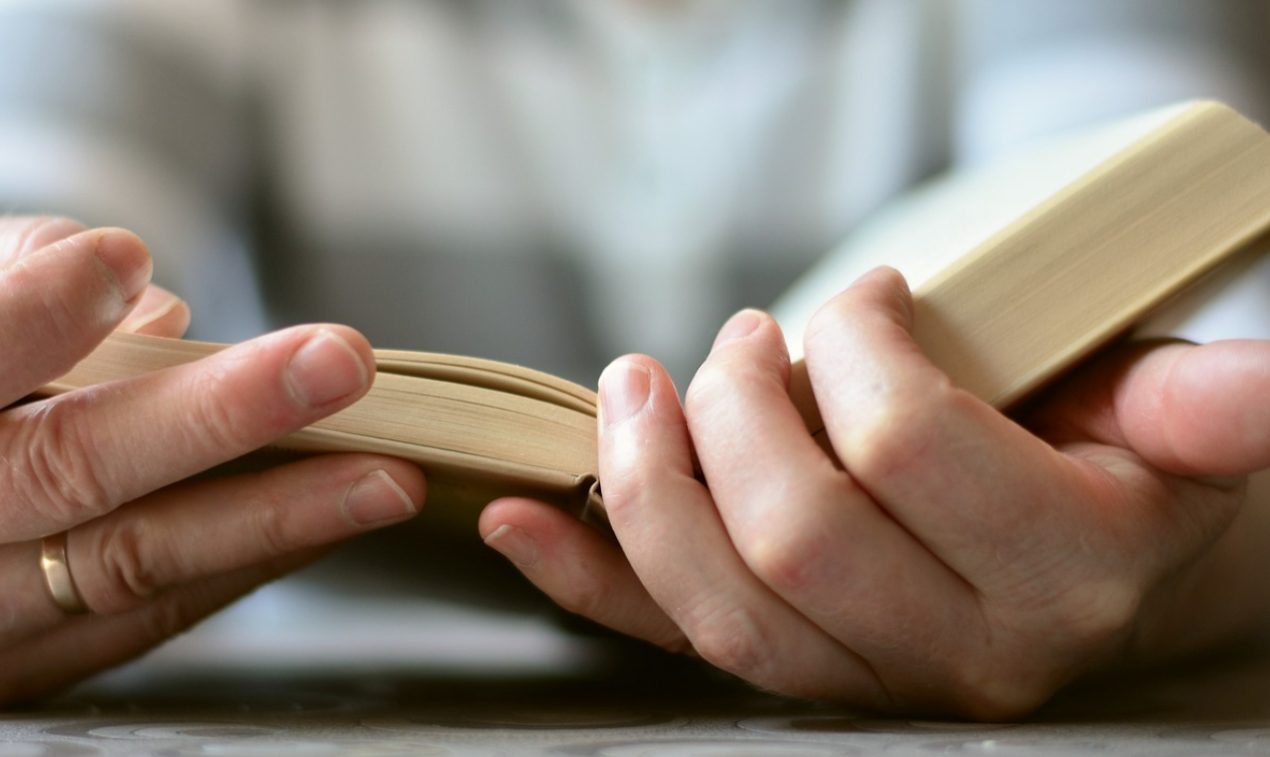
[480, 266, 1270, 719]
[0, 217, 426, 705]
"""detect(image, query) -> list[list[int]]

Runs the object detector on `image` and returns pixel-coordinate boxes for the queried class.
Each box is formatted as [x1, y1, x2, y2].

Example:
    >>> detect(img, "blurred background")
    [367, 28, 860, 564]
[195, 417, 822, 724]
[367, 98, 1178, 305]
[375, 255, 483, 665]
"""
[4, 0, 1269, 386]
[3, 0, 1270, 675]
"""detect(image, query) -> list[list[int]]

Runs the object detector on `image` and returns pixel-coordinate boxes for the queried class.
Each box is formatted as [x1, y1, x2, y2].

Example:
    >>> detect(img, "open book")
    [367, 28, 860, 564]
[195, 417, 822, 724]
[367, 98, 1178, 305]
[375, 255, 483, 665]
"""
[41, 101, 1270, 510]
[42, 339, 605, 514]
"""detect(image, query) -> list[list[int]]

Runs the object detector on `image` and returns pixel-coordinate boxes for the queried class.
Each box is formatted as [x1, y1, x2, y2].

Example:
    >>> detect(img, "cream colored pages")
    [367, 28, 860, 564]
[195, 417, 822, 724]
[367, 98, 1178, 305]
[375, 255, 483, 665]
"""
[773, 103, 1201, 340]
[42, 334, 601, 512]
[372, 349, 597, 416]
[779, 101, 1270, 432]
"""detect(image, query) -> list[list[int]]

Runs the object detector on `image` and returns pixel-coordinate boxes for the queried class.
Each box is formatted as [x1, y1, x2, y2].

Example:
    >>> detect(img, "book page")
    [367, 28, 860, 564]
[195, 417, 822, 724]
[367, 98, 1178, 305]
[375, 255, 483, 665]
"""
[771, 102, 1265, 353]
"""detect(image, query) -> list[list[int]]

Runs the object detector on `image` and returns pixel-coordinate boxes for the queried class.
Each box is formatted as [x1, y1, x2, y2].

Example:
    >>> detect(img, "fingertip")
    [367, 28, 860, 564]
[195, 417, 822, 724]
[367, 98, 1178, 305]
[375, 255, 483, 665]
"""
[712, 309, 765, 348]
[341, 467, 422, 529]
[599, 355, 654, 428]
[329, 324, 376, 388]
[599, 355, 689, 446]
[375, 457, 427, 512]
[1146, 340, 1270, 476]
[0, 223, 158, 405]
[858, 265, 909, 292]
[478, 497, 525, 538]
[607, 353, 673, 375]
[479, 496, 683, 649]
[282, 324, 375, 409]
[601, 353, 659, 383]
[853, 266, 914, 324]
[482, 495, 571, 533]
[817, 265, 911, 329]
[480, 498, 556, 570]
[93, 228, 153, 303]
[119, 286, 192, 337]
[804, 265, 922, 381]
[314, 322, 376, 372]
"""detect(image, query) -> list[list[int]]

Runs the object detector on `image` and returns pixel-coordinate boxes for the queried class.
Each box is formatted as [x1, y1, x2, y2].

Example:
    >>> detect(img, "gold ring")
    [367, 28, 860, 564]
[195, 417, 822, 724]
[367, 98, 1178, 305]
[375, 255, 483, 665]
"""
[40, 531, 88, 615]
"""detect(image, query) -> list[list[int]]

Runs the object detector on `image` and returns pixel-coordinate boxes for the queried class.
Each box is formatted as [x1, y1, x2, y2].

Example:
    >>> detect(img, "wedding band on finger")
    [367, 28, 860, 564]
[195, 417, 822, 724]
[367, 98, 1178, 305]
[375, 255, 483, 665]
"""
[40, 531, 89, 615]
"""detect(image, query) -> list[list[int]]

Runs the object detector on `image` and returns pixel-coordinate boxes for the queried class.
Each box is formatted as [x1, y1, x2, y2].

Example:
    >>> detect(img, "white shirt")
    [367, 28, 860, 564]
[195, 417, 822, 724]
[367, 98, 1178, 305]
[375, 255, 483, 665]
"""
[1, 0, 1267, 383]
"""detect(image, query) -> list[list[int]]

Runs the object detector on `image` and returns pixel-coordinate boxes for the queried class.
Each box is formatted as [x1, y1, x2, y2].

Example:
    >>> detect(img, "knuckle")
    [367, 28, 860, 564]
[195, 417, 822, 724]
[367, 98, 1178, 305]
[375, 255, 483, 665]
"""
[684, 360, 774, 423]
[747, 537, 817, 597]
[555, 574, 612, 619]
[596, 475, 638, 520]
[39, 278, 90, 347]
[683, 368, 729, 421]
[3, 215, 85, 258]
[93, 516, 163, 610]
[597, 455, 665, 520]
[803, 300, 841, 351]
[686, 605, 774, 682]
[804, 296, 857, 357]
[251, 495, 299, 557]
[1051, 578, 1142, 650]
[741, 482, 849, 595]
[598, 464, 697, 526]
[187, 366, 256, 452]
[841, 409, 921, 486]
[186, 346, 300, 449]
[844, 380, 963, 487]
[6, 258, 86, 348]
[9, 397, 116, 524]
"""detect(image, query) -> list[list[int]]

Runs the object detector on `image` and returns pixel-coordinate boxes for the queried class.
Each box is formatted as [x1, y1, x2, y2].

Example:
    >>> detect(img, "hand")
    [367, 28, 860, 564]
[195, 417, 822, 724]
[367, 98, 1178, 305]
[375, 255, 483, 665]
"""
[0, 217, 425, 704]
[480, 267, 1270, 718]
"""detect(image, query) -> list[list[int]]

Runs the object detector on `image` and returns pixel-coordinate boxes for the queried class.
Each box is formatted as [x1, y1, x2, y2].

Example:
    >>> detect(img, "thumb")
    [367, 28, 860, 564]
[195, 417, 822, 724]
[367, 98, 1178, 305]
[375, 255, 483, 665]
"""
[1034, 339, 1270, 478]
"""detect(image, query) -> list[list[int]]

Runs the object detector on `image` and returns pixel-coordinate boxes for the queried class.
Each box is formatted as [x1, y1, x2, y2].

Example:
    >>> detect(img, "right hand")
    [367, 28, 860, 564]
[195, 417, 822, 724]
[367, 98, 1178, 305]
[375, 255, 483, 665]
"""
[482, 268, 1270, 718]
[0, 217, 426, 704]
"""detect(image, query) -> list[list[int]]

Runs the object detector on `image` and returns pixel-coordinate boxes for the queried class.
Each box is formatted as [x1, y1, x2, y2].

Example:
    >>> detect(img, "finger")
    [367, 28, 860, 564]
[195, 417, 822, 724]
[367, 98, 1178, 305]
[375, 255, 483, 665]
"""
[480, 497, 686, 650]
[0, 552, 316, 706]
[0, 215, 86, 266]
[0, 324, 376, 540]
[685, 309, 984, 703]
[803, 268, 1091, 584]
[0, 218, 187, 339]
[118, 285, 192, 337]
[0, 454, 424, 643]
[0, 218, 185, 343]
[598, 354, 891, 706]
[1031, 339, 1270, 478]
[0, 227, 152, 406]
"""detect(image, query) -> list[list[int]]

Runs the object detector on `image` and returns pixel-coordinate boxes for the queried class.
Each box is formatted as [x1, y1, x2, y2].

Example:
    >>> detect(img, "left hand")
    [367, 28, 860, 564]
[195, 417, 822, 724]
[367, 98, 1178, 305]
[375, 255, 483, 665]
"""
[479, 267, 1270, 719]
[0, 218, 425, 704]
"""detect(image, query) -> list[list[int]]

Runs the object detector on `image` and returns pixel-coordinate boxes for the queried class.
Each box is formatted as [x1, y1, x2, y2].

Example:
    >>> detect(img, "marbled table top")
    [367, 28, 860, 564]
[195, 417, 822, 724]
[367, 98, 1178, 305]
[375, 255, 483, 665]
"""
[5, 554, 1270, 756]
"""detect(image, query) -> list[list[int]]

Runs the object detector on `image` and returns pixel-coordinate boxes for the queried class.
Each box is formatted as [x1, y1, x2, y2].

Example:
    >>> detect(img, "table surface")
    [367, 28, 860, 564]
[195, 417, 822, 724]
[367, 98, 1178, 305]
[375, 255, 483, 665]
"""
[7, 562, 1270, 756]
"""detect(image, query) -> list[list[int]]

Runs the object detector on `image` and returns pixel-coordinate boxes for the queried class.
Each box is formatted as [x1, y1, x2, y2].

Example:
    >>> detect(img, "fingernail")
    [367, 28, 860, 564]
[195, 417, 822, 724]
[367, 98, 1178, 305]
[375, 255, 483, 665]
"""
[286, 329, 369, 407]
[599, 360, 650, 427]
[95, 231, 152, 302]
[484, 524, 540, 569]
[342, 469, 418, 527]
[713, 309, 762, 349]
